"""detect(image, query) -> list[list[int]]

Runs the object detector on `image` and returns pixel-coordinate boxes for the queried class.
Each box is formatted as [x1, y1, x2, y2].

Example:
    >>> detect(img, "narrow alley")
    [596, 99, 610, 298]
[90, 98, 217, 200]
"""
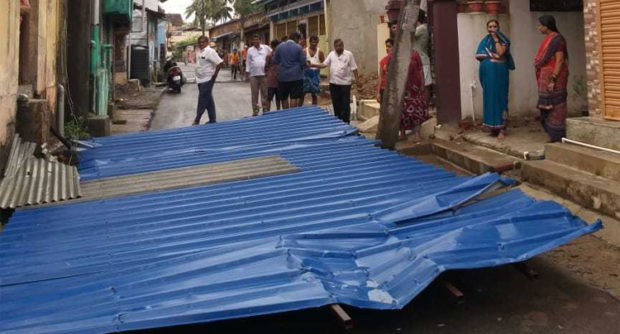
[151, 64, 253, 129]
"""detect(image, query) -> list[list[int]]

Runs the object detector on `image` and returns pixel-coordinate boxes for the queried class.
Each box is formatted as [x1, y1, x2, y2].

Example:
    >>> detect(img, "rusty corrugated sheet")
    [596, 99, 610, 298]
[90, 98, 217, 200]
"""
[79, 155, 299, 201]
[0, 135, 81, 209]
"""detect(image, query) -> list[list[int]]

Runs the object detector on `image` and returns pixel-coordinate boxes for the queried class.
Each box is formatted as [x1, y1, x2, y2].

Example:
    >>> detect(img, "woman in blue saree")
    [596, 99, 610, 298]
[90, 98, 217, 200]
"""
[476, 20, 515, 139]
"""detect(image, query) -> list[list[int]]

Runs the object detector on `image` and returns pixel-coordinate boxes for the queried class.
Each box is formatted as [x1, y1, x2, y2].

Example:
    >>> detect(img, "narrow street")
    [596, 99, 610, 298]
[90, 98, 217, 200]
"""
[151, 64, 254, 130]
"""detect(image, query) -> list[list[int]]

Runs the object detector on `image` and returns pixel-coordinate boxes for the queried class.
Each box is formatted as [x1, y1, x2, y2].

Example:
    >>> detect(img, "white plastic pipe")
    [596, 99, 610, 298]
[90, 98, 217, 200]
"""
[561, 137, 620, 155]
[469, 81, 477, 124]
[57, 84, 65, 137]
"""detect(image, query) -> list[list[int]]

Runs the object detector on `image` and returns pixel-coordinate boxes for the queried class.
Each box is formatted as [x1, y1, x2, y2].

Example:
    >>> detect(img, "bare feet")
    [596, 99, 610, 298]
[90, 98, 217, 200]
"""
[497, 131, 505, 140]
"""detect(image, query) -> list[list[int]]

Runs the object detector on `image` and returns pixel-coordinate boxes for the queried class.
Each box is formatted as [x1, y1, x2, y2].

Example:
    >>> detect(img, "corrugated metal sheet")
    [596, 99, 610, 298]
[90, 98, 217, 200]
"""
[0, 107, 602, 334]
[80, 155, 300, 201]
[0, 135, 81, 209]
[78, 106, 357, 180]
[3, 134, 36, 178]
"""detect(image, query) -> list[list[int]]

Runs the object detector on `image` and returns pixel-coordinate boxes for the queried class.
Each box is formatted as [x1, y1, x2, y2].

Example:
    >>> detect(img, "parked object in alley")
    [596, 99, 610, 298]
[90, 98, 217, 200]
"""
[0, 107, 601, 334]
[164, 58, 185, 93]
[0, 134, 81, 209]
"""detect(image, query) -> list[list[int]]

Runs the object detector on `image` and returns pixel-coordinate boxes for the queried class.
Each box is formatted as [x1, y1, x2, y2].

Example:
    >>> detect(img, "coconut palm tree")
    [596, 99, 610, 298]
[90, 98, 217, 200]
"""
[186, 0, 234, 36]
[185, 0, 209, 36]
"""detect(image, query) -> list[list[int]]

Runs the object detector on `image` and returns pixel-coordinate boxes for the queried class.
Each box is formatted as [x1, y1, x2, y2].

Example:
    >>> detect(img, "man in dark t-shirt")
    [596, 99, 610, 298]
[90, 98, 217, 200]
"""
[273, 32, 307, 109]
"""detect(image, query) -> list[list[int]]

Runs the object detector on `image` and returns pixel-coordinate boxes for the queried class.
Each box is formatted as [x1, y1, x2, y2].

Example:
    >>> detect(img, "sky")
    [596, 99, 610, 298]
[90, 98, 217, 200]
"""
[160, 0, 195, 18]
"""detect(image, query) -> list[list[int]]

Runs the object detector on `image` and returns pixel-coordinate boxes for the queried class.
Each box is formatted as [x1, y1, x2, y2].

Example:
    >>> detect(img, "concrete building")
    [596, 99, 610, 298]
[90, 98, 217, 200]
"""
[0, 1, 22, 170]
[254, 0, 329, 54]
[567, 0, 620, 151]
[209, 11, 270, 53]
[129, 0, 168, 86]
[0, 0, 64, 171]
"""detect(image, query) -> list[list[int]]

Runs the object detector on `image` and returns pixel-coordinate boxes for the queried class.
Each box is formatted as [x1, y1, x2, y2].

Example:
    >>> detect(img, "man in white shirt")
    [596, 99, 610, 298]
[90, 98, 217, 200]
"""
[193, 36, 223, 125]
[313, 39, 360, 123]
[246, 34, 272, 116]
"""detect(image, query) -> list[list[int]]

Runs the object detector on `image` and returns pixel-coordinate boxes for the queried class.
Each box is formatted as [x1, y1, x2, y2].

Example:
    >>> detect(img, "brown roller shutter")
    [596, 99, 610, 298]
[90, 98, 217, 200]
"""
[598, 0, 620, 120]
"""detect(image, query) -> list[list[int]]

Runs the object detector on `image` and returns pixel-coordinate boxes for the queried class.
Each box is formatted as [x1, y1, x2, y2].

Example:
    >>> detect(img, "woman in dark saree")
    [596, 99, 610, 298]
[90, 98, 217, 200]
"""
[535, 15, 569, 142]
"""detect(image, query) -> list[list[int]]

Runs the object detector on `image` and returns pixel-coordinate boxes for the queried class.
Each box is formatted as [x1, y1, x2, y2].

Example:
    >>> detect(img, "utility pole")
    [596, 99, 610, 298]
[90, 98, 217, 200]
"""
[377, 0, 421, 149]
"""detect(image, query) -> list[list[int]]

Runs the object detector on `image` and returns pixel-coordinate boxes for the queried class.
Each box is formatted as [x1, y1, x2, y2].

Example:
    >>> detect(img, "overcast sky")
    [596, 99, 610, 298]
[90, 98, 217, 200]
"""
[161, 0, 194, 18]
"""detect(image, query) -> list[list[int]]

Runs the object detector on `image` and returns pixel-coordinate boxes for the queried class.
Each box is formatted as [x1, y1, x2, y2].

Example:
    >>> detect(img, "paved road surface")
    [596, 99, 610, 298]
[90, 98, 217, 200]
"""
[151, 64, 254, 130]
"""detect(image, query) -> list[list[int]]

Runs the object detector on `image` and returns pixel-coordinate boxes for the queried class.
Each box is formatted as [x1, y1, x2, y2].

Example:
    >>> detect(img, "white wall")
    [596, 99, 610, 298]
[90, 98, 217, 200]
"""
[509, 1, 587, 118]
[457, 1, 587, 121]
[458, 13, 510, 122]
[328, 0, 386, 76]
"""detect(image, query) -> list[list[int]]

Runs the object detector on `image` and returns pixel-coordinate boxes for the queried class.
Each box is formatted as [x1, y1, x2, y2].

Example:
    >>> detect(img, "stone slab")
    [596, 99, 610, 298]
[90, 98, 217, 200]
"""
[358, 100, 380, 121]
[356, 115, 379, 133]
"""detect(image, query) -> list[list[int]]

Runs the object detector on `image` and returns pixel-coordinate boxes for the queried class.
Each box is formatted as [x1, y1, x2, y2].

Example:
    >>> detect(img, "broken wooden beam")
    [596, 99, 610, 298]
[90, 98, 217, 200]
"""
[444, 281, 465, 304]
[330, 304, 353, 330]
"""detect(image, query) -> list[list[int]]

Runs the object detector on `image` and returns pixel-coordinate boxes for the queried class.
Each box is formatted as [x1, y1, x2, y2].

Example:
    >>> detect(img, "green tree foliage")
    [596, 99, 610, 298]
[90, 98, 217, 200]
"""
[185, 0, 234, 36]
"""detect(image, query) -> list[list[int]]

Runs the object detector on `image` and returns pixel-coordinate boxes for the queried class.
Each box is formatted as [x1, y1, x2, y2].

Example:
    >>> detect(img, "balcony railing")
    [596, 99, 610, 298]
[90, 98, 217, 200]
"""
[103, 0, 132, 26]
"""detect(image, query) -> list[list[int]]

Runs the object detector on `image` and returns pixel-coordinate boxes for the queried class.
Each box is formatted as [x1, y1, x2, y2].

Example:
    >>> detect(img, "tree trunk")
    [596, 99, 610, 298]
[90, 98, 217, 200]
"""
[377, 0, 421, 149]
[239, 16, 245, 48]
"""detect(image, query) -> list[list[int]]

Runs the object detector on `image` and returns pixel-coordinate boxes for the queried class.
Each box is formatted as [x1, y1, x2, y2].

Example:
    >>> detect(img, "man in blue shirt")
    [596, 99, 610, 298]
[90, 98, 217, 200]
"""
[273, 32, 307, 109]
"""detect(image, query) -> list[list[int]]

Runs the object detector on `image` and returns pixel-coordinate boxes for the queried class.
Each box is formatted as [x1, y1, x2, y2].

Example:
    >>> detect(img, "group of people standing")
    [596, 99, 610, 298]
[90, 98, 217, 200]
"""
[477, 15, 569, 142]
[193, 12, 569, 144]
[192, 32, 361, 125]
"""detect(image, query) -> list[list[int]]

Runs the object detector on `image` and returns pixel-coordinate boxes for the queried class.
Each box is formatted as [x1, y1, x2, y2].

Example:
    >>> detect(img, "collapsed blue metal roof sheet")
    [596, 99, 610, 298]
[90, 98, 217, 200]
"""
[0, 107, 602, 334]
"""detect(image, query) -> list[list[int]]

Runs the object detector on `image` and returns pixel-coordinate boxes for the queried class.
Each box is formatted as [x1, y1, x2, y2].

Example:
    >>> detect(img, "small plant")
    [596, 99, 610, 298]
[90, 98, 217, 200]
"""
[572, 75, 589, 116]
[64, 120, 90, 140]
[572, 75, 587, 99]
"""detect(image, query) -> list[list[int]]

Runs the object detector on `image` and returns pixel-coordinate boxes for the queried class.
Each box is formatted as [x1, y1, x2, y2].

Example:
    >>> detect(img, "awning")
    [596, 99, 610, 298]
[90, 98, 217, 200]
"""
[266, 0, 324, 22]
[213, 31, 238, 40]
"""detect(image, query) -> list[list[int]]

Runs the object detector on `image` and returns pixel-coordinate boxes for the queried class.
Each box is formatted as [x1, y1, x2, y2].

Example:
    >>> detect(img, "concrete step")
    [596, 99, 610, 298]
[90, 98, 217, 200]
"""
[396, 139, 519, 175]
[545, 143, 620, 182]
[567, 117, 620, 151]
[522, 159, 620, 220]
[430, 139, 520, 175]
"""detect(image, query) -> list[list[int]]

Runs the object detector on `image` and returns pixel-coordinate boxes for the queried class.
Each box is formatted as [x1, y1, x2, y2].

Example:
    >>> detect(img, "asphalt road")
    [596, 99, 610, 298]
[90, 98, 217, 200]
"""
[151, 64, 255, 130]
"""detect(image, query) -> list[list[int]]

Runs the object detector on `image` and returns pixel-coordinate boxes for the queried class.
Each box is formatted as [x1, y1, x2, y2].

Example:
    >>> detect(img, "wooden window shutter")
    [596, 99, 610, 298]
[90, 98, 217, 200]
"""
[598, 0, 620, 120]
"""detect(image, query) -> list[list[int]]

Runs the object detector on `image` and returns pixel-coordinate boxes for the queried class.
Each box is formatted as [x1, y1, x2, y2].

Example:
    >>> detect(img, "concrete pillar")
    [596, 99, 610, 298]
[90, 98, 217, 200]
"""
[67, 0, 93, 117]
[432, 0, 462, 124]
[17, 99, 50, 145]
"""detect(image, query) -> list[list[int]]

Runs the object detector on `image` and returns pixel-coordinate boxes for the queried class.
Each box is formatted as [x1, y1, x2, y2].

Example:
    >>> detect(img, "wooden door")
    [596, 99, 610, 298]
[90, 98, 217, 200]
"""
[598, 0, 620, 120]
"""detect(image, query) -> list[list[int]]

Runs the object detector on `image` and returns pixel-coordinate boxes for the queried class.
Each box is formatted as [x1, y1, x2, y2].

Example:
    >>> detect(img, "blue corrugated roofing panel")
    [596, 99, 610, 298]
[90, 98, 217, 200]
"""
[0, 107, 602, 333]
